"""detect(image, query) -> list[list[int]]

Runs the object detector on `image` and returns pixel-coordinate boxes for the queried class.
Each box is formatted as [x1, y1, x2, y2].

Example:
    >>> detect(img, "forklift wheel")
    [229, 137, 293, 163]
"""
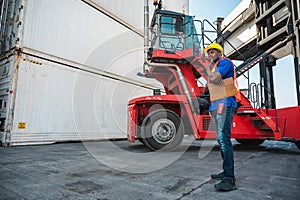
[141, 109, 184, 151]
[295, 142, 300, 150]
[235, 139, 265, 145]
[137, 138, 145, 144]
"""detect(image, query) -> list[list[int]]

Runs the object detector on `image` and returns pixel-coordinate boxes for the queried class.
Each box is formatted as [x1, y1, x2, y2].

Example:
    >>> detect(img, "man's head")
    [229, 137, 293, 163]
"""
[204, 43, 223, 62]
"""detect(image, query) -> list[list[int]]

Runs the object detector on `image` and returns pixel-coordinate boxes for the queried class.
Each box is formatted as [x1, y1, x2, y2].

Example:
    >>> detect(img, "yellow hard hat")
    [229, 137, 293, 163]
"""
[204, 43, 224, 54]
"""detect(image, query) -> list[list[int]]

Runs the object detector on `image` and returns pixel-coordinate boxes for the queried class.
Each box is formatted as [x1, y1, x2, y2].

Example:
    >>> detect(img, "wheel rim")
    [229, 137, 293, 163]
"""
[151, 118, 176, 144]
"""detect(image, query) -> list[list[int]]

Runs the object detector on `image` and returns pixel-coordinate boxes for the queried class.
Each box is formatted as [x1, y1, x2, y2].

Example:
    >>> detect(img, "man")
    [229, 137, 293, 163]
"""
[204, 43, 237, 191]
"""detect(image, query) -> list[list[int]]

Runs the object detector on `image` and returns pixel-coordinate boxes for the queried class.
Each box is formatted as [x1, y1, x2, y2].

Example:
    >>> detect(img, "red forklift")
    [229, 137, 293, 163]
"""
[127, 0, 300, 150]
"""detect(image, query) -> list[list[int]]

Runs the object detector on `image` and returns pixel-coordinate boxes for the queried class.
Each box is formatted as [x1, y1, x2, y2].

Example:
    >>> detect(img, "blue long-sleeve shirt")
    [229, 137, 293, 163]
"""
[209, 58, 237, 112]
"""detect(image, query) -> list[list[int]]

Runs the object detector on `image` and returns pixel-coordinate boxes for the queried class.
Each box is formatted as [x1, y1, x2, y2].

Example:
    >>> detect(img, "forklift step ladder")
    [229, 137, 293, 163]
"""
[248, 82, 281, 140]
[236, 103, 281, 140]
[255, 109, 281, 140]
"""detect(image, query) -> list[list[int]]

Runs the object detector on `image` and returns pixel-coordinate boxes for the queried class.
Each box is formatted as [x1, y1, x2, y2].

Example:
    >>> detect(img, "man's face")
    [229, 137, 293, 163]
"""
[207, 49, 222, 61]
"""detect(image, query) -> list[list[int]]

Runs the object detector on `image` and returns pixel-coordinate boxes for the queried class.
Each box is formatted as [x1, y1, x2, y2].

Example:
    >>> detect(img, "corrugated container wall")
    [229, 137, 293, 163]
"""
[0, 0, 188, 146]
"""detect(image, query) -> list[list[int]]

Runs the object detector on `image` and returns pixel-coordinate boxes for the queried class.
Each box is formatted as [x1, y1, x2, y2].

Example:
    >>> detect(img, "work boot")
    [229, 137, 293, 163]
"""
[214, 179, 237, 191]
[210, 172, 225, 180]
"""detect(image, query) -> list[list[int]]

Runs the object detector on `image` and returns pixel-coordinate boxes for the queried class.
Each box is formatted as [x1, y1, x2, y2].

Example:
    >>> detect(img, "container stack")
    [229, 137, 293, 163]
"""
[0, 0, 188, 146]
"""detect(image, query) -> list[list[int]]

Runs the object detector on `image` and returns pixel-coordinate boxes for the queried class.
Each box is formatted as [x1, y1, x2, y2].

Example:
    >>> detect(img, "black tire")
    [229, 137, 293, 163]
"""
[137, 138, 145, 144]
[295, 142, 300, 150]
[141, 109, 184, 151]
[236, 139, 265, 145]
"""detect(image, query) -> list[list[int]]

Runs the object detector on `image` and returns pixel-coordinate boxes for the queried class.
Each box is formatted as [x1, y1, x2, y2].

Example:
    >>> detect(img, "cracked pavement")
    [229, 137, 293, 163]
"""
[0, 139, 299, 199]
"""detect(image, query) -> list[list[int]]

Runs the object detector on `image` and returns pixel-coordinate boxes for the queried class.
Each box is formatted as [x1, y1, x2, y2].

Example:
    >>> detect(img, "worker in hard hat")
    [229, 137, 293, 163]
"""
[204, 42, 237, 191]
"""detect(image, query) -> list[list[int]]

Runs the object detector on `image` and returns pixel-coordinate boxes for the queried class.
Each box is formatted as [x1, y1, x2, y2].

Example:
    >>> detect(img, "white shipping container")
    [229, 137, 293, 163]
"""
[9, 0, 189, 65]
[0, 0, 189, 146]
[82, 0, 189, 33]
[10, 54, 155, 145]
[1, 51, 163, 146]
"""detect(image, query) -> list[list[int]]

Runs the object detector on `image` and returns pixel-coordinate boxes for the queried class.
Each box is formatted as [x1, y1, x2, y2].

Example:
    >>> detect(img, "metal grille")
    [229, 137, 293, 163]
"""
[202, 116, 215, 131]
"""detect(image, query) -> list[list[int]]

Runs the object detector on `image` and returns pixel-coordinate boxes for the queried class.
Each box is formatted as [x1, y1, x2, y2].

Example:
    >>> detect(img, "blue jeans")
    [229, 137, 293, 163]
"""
[211, 106, 235, 180]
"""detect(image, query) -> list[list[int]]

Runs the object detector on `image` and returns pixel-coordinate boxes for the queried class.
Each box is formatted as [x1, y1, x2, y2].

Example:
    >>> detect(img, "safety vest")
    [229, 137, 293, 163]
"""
[211, 58, 241, 102]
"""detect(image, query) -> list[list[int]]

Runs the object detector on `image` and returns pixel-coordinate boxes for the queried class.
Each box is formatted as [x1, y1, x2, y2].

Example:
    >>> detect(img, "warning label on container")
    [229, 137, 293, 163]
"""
[18, 122, 26, 129]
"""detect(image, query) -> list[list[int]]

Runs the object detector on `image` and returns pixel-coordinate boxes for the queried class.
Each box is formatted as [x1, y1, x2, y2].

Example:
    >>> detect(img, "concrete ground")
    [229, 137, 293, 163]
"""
[0, 139, 299, 200]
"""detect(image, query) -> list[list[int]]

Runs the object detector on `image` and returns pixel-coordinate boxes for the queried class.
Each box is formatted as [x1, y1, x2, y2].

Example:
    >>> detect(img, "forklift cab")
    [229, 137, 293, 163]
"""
[149, 9, 200, 63]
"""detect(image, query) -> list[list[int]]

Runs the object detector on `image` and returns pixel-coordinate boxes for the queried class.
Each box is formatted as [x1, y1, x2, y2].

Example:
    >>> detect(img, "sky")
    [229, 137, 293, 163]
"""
[189, 0, 298, 108]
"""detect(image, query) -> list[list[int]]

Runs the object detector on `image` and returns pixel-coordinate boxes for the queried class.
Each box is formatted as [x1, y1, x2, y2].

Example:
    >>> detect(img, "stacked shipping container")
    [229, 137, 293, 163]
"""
[0, 0, 189, 146]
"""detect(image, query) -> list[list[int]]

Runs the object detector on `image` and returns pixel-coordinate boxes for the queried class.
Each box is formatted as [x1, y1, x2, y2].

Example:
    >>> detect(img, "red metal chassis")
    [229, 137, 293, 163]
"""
[128, 46, 300, 144]
[128, 95, 300, 143]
